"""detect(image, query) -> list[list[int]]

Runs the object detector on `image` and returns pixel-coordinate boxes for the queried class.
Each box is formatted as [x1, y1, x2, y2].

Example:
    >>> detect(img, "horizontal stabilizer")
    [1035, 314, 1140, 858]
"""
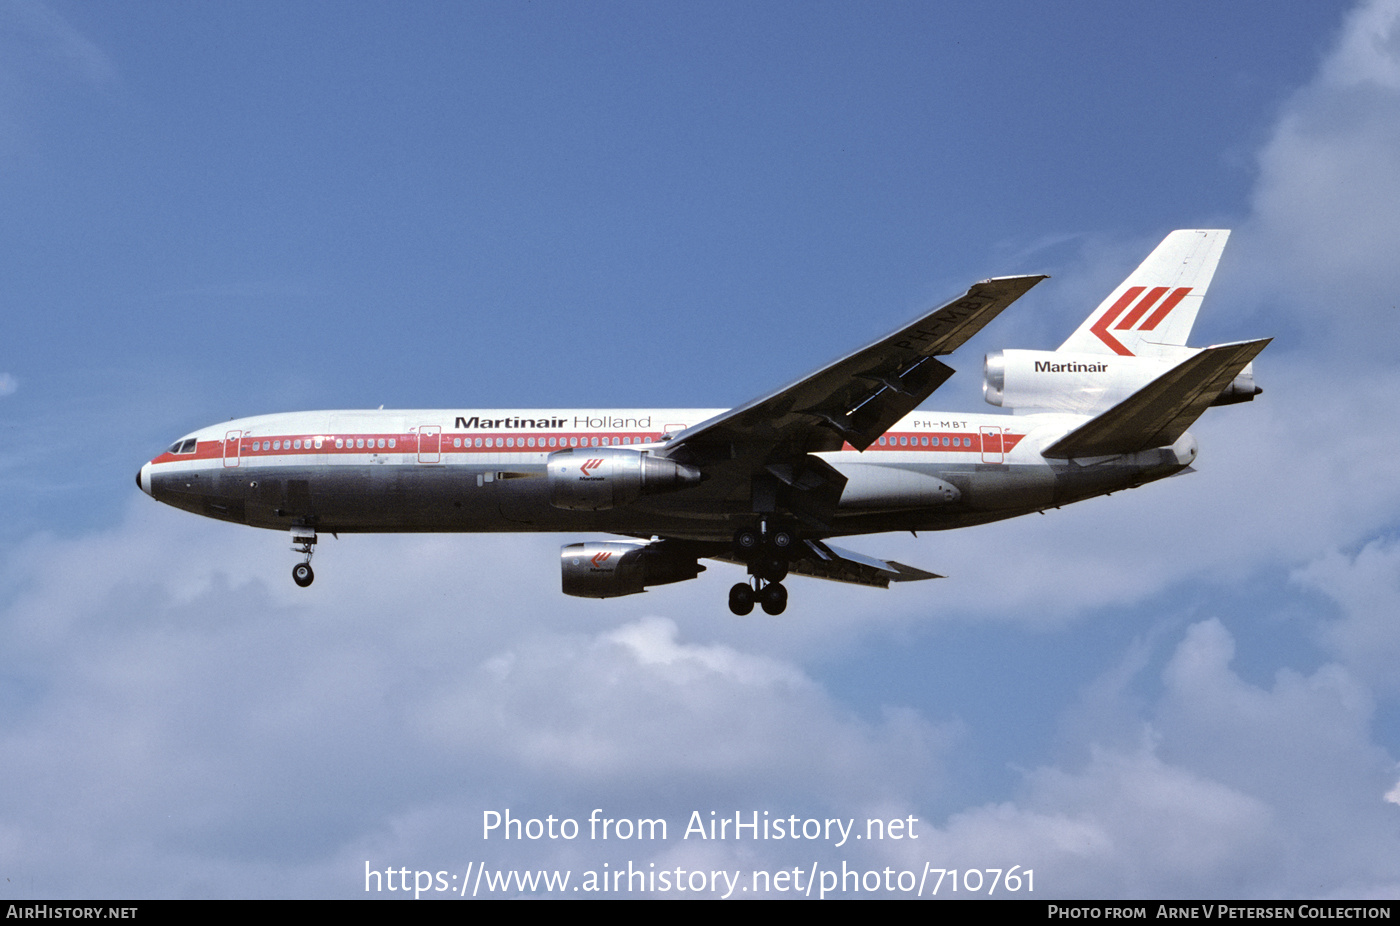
[1043, 338, 1271, 458]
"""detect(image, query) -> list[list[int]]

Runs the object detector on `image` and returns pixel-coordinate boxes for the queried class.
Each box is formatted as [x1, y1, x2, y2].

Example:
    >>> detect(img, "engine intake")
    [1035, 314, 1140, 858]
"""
[547, 447, 702, 511]
[561, 541, 705, 598]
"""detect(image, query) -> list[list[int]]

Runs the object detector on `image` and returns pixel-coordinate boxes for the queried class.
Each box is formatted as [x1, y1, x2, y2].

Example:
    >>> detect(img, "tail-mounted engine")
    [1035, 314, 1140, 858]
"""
[560, 541, 705, 598]
[984, 349, 1261, 412]
[547, 447, 702, 511]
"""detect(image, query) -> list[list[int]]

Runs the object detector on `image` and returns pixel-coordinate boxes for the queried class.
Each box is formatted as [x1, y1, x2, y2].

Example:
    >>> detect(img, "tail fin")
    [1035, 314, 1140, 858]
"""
[1059, 230, 1230, 358]
[1042, 337, 1271, 458]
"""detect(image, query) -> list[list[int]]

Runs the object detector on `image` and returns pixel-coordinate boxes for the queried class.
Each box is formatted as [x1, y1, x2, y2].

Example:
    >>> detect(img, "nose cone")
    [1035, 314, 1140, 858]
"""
[136, 461, 153, 497]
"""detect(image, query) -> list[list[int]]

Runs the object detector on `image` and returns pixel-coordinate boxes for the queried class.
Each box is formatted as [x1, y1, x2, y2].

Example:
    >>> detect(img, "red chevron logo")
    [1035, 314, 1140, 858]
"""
[591, 551, 612, 567]
[1091, 286, 1191, 355]
[580, 458, 604, 476]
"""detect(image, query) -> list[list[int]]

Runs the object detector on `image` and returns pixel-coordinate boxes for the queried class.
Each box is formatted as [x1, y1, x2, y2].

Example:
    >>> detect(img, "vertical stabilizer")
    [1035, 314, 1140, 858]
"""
[1059, 230, 1230, 358]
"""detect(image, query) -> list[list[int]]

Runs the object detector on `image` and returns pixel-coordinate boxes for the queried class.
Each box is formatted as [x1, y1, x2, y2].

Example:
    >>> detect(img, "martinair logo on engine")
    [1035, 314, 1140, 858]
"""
[579, 458, 605, 479]
[591, 551, 612, 568]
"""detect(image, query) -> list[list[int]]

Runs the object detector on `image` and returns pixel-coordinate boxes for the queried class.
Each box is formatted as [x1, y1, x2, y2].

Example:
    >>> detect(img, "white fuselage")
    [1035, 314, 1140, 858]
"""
[138, 406, 1196, 541]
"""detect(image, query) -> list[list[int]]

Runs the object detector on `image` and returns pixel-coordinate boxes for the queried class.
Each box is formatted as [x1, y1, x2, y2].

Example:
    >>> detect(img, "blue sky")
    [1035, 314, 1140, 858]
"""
[3, 0, 1398, 899]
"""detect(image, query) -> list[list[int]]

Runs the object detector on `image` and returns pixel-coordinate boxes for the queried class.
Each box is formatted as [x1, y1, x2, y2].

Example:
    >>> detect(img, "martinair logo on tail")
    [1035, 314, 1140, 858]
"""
[1091, 286, 1192, 355]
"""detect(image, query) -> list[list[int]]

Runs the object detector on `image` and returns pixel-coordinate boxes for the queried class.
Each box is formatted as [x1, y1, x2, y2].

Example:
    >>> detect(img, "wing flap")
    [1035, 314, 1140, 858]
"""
[713, 539, 941, 589]
[1042, 337, 1272, 458]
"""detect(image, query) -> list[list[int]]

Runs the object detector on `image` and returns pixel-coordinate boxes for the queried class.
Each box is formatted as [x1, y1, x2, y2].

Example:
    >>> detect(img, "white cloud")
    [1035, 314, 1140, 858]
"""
[901, 620, 1400, 899]
[1241, 0, 1400, 359]
[0, 503, 961, 896]
[1292, 536, 1400, 696]
[0, 373, 15, 396]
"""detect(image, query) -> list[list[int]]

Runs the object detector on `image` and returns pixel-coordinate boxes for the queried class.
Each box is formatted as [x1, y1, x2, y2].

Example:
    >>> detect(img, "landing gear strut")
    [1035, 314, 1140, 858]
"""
[291, 526, 316, 587]
[728, 521, 794, 615]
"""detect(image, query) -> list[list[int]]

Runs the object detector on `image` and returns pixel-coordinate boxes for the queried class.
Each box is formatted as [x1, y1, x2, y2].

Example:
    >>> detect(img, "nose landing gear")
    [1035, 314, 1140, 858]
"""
[291, 526, 316, 587]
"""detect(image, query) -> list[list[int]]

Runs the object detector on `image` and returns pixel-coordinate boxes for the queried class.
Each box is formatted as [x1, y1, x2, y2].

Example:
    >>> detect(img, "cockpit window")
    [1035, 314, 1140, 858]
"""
[168, 439, 198, 455]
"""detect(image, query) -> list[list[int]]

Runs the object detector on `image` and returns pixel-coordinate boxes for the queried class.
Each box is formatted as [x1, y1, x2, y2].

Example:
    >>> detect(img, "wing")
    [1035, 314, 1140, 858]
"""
[660, 275, 1046, 462]
[650, 274, 1044, 529]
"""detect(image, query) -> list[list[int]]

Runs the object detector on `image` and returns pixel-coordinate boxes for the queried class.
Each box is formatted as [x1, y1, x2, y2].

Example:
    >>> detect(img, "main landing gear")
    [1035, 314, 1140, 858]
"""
[728, 578, 788, 616]
[291, 526, 316, 588]
[728, 524, 794, 616]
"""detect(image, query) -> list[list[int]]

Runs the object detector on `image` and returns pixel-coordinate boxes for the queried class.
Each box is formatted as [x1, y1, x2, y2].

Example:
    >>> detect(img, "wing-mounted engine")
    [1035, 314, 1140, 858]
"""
[984, 349, 1260, 414]
[547, 447, 702, 511]
[560, 541, 705, 598]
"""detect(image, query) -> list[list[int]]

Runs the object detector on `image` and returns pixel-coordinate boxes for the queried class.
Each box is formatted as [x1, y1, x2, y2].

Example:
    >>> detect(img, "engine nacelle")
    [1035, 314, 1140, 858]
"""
[547, 447, 703, 511]
[561, 541, 705, 598]
[1209, 362, 1263, 406]
[984, 350, 1171, 412]
[985, 349, 1262, 412]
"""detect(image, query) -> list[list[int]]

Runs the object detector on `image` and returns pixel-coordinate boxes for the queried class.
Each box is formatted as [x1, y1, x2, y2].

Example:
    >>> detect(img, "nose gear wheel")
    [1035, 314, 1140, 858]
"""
[291, 527, 317, 587]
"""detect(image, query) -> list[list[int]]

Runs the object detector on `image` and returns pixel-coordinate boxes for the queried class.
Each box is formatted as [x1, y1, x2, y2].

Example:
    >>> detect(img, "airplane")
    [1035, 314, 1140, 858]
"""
[137, 229, 1268, 616]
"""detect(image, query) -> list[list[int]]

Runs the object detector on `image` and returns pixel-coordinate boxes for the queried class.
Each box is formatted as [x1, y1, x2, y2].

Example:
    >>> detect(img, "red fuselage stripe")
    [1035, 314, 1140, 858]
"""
[154, 429, 1026, 465]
